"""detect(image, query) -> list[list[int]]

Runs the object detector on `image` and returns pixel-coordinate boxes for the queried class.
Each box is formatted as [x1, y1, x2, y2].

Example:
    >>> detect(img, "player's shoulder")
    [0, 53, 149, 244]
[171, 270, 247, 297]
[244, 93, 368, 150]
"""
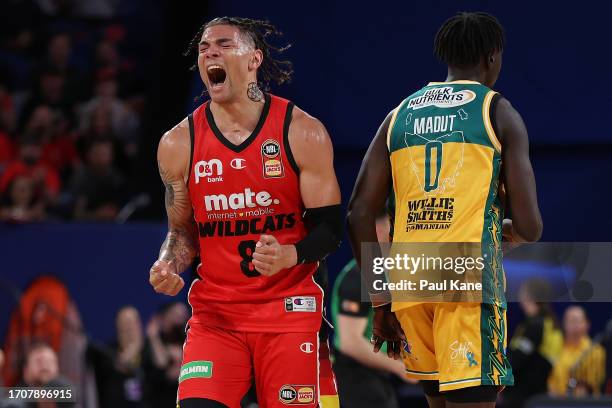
[287, 106, 330, 146]
[160, 117, 191, 150]
[492, 94, 524, 129]
[157, 117, 191, 172]
[285, 106, 334, 170]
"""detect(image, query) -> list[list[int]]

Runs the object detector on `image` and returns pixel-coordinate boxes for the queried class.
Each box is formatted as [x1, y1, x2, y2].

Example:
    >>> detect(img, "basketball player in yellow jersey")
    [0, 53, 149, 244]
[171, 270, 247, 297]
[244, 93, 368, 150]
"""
[347, 12, 543, 408]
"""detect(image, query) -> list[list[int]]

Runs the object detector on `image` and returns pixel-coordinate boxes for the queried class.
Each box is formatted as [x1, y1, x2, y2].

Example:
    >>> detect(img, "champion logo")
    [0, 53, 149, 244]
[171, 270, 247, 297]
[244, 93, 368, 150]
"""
[231, 158, 246, 170]
[300, 342, 314, 354]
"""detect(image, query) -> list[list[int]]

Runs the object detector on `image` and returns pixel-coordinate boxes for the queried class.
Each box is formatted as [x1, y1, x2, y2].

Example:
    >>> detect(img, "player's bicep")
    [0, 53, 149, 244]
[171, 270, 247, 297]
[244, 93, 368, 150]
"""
[497, 98, 543, 241]
[290, 116, 341, 208]
[157, 130, 197, 235]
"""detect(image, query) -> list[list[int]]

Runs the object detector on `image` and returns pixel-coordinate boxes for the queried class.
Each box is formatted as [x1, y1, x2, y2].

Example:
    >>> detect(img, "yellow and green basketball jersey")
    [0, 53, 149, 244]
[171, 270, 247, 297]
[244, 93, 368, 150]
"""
[387, 80, 505, 308]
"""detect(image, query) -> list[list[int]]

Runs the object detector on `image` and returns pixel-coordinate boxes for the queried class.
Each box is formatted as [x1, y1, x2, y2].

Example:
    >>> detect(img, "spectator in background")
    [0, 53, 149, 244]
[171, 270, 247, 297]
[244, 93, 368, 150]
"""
[78, 70, 139, 157]
[0, 348, 6, 407]
[70, 137, 126, 221]
[93, 33, 141, 100]
[144, 302, 189, 408]
[39, 33, 83, 104]
[0, 174, 45, 222]
[0, 129, 15, 174]
[0, 81, 17, 133]
[0, 133, 60, 204]
[23, 104, 79, 181]
[501, 279, 563, 408]
[88, 306, 149, 408]
[94, 39, 121, 79]
[21, 342, 70, 387]
[332, 212, 413, 408]
[548, 305, 606, 396]
[21, 67, 71, 125]
[3, 342, 75, 408]
[157, 302, 188, 345]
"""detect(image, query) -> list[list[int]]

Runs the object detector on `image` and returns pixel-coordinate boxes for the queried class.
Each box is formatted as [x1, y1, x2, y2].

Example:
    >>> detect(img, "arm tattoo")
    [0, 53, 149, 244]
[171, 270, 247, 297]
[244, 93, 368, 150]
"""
[158, 160, 198, 273]
[165, 182, 175, 208]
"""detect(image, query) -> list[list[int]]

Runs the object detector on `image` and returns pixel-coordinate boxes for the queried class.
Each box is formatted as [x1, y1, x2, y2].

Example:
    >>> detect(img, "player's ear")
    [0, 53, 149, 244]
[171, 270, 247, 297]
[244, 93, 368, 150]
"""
[249, 49, 263, 71]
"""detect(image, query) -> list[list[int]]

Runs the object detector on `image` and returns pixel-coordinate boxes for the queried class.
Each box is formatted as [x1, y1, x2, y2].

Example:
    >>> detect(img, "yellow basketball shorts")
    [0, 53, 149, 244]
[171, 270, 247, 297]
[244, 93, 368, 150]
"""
[395, 302, 514, 392]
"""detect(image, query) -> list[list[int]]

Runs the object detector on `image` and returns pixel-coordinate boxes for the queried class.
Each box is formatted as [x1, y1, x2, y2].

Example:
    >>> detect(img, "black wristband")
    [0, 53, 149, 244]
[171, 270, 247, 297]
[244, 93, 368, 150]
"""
[295, 205, 343, 264]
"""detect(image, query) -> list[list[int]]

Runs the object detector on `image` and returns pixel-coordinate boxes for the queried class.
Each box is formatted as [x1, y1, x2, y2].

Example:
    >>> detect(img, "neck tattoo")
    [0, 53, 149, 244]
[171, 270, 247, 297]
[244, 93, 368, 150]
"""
[247, 82, 263, 102]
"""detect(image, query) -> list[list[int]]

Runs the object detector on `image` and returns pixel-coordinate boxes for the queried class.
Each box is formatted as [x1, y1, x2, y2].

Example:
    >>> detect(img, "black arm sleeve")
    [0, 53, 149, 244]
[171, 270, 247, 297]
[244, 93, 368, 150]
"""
[295, 204, 343, 264]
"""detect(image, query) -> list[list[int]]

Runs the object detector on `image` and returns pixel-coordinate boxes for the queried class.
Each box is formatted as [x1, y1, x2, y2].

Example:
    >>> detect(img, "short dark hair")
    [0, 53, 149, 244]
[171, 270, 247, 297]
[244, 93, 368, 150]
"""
[185, 16, 293, 90]
[434, 12, 505, 68]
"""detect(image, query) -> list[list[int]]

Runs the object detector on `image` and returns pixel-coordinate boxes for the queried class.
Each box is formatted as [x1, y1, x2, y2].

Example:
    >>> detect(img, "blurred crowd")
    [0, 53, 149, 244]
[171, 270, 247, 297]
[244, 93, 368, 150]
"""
[0, 274, 189, 408]
[498, 279, 611, 407]
[0, 0, 151, 223]
[2, 275, 612, 408]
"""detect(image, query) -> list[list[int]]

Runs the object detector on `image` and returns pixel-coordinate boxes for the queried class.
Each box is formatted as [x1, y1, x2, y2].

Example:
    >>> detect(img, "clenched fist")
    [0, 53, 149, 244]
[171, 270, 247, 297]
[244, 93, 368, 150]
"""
[252, 234, 297, 277]
[149, 259, 184, 296]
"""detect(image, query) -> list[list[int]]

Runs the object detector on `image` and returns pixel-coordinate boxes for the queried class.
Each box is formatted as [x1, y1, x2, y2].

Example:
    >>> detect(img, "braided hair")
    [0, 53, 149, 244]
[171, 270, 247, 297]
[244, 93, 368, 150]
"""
[434, 12, 505, 68]
[185, 16, 293, 90]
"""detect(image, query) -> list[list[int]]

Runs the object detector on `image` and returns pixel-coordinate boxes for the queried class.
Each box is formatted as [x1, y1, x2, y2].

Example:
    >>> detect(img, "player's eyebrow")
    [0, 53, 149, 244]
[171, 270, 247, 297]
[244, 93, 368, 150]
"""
[199, 38, 234, 46]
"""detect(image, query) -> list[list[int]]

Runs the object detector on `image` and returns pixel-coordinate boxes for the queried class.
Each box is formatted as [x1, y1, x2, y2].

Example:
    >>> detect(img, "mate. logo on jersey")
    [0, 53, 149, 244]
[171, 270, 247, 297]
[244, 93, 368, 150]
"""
[204, 188, 280, 211]
[261, 139, 285, 178]
[408, 87, 476, 110]
[194, 159, 223, 183]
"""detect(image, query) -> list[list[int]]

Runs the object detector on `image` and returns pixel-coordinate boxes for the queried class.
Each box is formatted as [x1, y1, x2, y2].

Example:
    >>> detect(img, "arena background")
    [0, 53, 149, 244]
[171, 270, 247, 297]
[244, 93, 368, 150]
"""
[1, 0, 611, 406]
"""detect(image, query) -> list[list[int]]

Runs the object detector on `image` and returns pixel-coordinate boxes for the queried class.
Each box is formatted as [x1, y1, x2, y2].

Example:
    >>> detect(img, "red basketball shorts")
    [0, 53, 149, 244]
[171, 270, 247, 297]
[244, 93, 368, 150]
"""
[178, 324, 338, 407]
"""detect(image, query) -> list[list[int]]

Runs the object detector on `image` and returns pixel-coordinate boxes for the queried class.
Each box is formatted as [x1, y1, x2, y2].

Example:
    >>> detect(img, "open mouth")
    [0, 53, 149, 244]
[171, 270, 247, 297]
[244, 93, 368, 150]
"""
[207, 65, 227, 89]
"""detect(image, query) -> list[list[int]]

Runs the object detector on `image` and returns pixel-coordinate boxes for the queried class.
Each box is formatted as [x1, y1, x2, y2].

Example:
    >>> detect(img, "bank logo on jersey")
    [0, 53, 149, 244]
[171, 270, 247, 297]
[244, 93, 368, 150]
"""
[194, 159, 223, 183]
[407, 87, 476, 110]
[261, 139, 285, 178]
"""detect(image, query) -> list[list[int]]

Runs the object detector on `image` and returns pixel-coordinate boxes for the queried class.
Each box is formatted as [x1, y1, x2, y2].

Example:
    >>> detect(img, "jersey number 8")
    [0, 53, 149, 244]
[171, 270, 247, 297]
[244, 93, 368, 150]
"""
[238, 240, 261, 277]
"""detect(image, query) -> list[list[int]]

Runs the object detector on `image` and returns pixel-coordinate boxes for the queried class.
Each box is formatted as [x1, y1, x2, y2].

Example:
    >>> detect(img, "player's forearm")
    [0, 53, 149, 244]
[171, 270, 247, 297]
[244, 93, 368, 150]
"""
[340, 337, 404, 376]
[158, 228, 197, 273]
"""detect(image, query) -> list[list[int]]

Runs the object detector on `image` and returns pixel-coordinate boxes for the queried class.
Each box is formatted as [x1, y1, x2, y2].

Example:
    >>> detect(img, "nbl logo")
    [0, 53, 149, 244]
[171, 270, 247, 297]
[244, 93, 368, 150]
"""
[278, 385, 315, 404]
[262, 140, 280, 158]
[261, 139, 284, 178]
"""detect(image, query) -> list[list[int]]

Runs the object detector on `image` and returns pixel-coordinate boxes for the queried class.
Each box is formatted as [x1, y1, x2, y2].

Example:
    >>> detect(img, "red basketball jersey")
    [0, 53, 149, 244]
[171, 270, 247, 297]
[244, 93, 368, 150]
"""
[186, 94, 322, 332]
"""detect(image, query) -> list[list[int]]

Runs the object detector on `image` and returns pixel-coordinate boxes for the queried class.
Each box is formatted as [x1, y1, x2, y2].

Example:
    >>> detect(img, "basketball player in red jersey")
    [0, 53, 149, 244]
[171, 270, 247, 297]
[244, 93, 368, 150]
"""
[148, 17, 342, 408]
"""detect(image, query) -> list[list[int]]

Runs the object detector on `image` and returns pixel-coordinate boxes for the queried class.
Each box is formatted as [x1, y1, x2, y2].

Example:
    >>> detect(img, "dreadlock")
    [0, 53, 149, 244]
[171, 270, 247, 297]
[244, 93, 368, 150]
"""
[434, 12, 505, 68]
[184, 16, 293, 90]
